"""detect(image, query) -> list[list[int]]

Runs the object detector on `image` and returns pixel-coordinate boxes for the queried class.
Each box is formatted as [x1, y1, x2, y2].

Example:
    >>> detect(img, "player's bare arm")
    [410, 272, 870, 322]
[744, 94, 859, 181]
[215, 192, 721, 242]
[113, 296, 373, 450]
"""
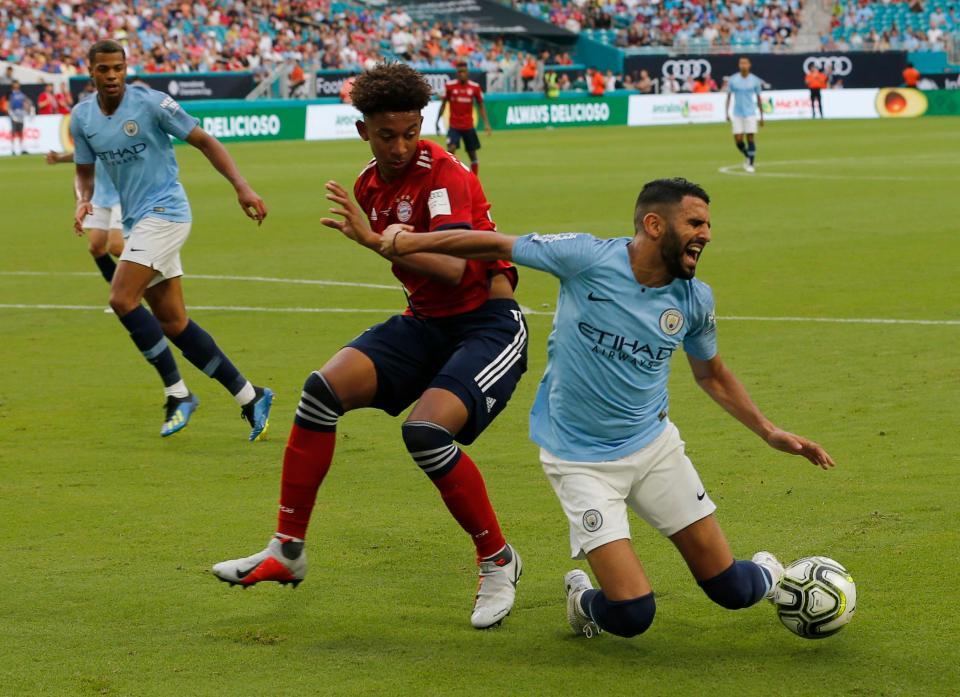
[381, 224, 515, 261]
[46, 150, 73, 165]
[73, 163, 95, 235]
[725, 92, 732, 122]
[321, 180, 467, 286]
[436, 98, 447, 129]
[686, 353, 834, 469]
[185, 127, 267, 225]
[478, 102, 492, 136]
[757, 94, 765, 126]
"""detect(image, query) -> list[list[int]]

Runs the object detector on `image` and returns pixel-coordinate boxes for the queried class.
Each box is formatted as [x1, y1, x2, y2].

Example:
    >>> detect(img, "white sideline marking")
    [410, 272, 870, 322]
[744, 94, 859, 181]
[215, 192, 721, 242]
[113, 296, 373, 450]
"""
[718, 155, 960, 181]
[0, 270, 399, 290]
[1, 303, 957, 326]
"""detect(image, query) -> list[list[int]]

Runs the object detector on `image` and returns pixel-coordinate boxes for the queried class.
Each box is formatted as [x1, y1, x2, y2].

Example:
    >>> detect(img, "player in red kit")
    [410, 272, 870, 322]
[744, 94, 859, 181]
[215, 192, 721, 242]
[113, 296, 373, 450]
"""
[437, 61, 492, 176]
[213, 64, 527, 629]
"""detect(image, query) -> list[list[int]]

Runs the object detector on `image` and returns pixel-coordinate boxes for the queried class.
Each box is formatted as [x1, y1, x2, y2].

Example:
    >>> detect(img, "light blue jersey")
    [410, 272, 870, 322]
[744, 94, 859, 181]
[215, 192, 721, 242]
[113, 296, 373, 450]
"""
[728, 73, 763, 117]
[92, 161, 120, 208]
[512, 233, 717, 462]
[70, 84, 198, 232]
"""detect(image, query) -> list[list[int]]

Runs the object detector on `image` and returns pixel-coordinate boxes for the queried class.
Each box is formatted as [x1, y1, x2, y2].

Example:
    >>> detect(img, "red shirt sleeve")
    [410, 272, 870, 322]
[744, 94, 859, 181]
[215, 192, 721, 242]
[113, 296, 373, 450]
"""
[426, 158, 474, 231]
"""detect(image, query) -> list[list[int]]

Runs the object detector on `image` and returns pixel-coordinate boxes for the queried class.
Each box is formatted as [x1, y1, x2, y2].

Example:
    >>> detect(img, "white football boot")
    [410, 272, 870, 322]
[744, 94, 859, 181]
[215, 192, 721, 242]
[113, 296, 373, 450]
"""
[564, 569, 601, 638]
[212, 534, 307, 588]
[471, 544, 522, 629]
[744, 162, 756, 173]
[752, 551, 785, 602]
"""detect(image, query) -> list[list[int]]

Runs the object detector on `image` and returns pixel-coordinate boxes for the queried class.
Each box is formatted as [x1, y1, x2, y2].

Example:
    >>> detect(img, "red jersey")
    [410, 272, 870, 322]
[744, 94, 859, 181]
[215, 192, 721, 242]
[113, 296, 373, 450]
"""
[444, 80, 483, 131]
[354, 140, 515, 318]
[37, 92, 56, 115]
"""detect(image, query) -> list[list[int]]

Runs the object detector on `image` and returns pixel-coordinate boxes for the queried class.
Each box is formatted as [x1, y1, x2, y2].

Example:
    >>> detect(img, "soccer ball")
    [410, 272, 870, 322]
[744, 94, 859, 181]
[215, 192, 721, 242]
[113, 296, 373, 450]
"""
[773, 556, 856, 639]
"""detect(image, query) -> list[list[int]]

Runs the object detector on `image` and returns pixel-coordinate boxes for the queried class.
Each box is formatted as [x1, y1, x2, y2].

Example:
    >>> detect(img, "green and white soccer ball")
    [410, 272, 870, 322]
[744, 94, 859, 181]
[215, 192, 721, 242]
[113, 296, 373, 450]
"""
[773, 556, 856, 639]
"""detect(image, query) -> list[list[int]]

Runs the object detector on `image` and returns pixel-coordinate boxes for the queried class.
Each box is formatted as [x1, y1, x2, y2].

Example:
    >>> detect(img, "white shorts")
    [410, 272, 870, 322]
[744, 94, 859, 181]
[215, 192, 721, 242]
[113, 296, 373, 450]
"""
[540, 421, 717, 559]
[731, 116, 758, 135]
[119, 216, 191, 288]
[82, 203, 122, 231]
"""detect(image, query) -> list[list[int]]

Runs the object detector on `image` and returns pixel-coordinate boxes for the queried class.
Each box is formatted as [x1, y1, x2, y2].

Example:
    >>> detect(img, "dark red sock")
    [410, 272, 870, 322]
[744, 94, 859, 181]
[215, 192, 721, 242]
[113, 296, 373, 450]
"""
[431, 451, 505, 560]
[277, 424, 335, 539]
[470, 161, 479, 175]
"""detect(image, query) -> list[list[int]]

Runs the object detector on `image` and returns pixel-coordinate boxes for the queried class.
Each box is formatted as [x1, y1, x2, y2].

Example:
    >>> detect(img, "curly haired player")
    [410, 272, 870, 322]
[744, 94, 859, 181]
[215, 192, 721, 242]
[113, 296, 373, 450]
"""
[213, 64, 527, 629]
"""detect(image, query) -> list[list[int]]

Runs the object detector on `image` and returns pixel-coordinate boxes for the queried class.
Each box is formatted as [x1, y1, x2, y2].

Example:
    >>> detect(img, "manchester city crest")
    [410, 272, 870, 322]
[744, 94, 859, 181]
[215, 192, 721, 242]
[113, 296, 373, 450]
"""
[659, 308, 684, 336]
[123, 120, 139, 137]
[582, 509, 603, 532]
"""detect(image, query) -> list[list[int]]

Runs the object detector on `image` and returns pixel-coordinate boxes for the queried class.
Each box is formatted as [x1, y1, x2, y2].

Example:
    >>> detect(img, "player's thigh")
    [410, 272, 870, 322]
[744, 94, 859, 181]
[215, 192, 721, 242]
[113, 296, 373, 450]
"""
[345, 314, 447, 416]
[318, 347, 378, 412]
[669, 514, 734, 582]
[429, 300, 528, 444]
[407, 387, 469, 434]
[586, 539, 653, 600]
[463, 129, 481, 152]
[110, 259, 158, 311]
[144, 276, 188, 335]
[107, 228, 124, 257]
[85, 227, 109, 255]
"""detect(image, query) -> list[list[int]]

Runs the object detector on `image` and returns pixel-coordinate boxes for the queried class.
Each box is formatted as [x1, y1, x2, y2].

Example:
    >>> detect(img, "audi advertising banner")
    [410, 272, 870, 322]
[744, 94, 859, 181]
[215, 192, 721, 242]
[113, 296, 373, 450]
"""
[68, 72, 255, 101]
[625, 52, 908, 90]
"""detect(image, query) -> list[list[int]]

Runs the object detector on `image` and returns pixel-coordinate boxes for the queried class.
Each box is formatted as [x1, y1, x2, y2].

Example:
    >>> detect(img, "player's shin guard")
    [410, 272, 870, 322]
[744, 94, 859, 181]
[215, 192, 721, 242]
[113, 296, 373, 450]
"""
[736, 139, 748, 156]
[699, 560, 770, 609]
[402, 421, 506, 560]
[169, 320, 249, 398]
[581, 591, 656, 638]
[277, 371, 343, 539]
[93, 253, 116, 283]
[747, 141, 756, 165]
[118, 306, 183, 387]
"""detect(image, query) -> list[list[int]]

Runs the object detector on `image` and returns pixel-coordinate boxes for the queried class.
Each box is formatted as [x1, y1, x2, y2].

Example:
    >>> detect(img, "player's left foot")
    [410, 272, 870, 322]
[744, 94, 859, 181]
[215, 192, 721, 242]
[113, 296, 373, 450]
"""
[161, 392, 199, 438]
[212, 534, 307, 587]
[752, 551, 785, 601]
[564, 569, 602, 638]
[241, 386, 273, 442]
[744, 162, 756, 173]
[471, 543, 522, 629]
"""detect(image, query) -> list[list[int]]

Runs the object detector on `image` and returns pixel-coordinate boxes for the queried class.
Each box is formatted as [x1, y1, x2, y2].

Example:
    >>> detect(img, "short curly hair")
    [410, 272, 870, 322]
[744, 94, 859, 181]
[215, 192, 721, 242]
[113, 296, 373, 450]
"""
[351, 63, 432, 117]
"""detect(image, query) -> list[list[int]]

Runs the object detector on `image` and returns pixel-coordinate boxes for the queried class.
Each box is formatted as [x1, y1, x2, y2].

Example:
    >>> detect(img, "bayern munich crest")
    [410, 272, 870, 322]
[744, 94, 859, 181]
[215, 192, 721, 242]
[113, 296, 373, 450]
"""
[582, 509, 603, 532]
[123, 120, 139, 137]
[659, 308, 684, 336]
[396, 200, 413, 222]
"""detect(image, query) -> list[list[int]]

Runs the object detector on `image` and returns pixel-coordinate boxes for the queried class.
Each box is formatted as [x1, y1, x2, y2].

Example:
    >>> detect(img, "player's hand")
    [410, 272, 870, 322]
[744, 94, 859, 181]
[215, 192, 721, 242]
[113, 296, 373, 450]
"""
[74, 201, 93, 235]
[321, 180, 379, 249]
[485, 125, 493, 137]
[759, 119, 765, 128]
[766, 429, 835, 470]
[237, 184, 267, 225]
[380, 223, 414, 256]
[45, 150, 58, 165]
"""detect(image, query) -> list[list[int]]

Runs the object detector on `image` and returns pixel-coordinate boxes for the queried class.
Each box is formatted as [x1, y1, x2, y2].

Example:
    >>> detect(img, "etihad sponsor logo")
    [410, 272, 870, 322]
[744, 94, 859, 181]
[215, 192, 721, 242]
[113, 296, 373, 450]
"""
[578, 321, 676, 367]
[202, 114, 282, 138]
[96, 142, 147, 162]
[505, 102, 612, 126]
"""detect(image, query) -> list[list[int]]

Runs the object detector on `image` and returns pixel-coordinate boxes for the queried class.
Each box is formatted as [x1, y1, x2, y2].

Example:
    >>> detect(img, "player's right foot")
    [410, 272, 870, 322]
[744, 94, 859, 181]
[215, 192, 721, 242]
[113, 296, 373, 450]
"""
[471, 544, 522, 629]
[744, 163, 756, 173]
[564, 569, 601, 638]
[212, 534, 307, 587]
[752, 551, 785, 601]
[240, 386, 273, 442]
[161, 393, 199, 437]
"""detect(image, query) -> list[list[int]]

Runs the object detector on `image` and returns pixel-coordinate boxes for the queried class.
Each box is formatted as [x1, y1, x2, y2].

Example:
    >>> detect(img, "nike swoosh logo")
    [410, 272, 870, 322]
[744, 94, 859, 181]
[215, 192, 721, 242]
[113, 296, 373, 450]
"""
[587, 292, 612, 302]
[235, 564, 258, 579]
[697, 491, 706, 501]
[129, 248, 146, 252]
[85, 133, 97, 138]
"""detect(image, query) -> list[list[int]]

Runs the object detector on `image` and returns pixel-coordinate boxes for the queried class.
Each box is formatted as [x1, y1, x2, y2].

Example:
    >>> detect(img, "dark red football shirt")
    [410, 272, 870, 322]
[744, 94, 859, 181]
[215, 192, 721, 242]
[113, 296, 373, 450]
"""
[354, 139, 515, 318]
[444, 80, 483, 131]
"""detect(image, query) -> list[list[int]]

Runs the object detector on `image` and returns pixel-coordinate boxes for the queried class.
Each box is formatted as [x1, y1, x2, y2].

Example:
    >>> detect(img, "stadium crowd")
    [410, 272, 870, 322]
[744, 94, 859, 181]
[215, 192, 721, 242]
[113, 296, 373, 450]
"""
[824, 0, 958, 51]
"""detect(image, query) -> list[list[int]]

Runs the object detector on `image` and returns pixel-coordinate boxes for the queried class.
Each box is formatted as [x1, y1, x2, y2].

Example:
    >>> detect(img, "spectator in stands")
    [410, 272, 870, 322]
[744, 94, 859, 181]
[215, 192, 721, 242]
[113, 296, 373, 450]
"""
[56, 85, 73, 114]
[544, 69, 560, 98]
[0, 66, 13, 94]
[288, 60, 306, 98]
[902, 62, 920, 87]
[37, 83, 57, 115]
[558, 73, 572, 91]
[636, 69, 654, 94]
[691, 77, 710, 94]
[521, 55, 538, 92]
[589, 67, 605, 96]
[605, 70, 617, 92]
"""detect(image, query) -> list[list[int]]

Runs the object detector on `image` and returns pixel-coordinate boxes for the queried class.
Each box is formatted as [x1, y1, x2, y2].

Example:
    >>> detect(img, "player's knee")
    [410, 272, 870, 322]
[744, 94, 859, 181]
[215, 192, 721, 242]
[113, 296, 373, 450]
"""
[401, 420, 460, 480]
[108, 289, 139, 317]
[699, 560, 766, 610]
[594, 593, 656, 638]
[88, 239, 108, 257]
[294, 371, 344, 431]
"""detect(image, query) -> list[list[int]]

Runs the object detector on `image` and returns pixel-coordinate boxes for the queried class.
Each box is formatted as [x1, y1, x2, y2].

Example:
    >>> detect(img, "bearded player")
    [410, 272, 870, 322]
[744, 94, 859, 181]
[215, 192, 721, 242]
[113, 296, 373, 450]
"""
[436, 61, 492, 176]
[213, 64, 526, 629]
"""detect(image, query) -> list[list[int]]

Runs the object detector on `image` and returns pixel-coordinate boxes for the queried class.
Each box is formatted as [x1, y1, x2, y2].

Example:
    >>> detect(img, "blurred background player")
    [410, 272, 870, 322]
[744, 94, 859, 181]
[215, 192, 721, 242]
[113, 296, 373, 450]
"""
[804, 65, 827, 119]
[726, 57, 764, 173]
[46, 150, 124, 284]
[376, 177, 835, 641]
[213, 64, 526, 630]
[71, 40, 273, 439]
[436, 61, 492, 176]
[7, 81, 33, 155]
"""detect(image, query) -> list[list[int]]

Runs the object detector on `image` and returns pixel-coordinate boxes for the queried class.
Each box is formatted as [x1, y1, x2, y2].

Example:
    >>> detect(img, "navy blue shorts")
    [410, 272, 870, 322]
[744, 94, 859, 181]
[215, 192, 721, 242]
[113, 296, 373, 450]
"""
[348, 299, 528, 445]
[446, 127, 481, 152]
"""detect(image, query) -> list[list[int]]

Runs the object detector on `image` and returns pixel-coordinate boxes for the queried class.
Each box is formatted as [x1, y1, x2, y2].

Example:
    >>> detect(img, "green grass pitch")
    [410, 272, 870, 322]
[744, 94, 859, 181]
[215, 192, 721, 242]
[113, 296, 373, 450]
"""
[2, 117, 959, 696]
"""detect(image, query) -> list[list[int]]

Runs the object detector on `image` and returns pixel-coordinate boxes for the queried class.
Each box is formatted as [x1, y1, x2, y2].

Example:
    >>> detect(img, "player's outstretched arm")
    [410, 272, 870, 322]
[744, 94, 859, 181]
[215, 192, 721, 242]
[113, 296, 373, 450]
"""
[381, 224, 515, 261]
[185, 127, 267, 225]
[687, 354, 835, 469]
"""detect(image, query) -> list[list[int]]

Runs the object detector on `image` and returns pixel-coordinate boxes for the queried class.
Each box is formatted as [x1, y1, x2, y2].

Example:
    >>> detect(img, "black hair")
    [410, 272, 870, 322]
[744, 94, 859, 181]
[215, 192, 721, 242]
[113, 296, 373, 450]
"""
[634, 178, 710, 231]
[87, 39, 125, 66]
[351, 63, 432, 116]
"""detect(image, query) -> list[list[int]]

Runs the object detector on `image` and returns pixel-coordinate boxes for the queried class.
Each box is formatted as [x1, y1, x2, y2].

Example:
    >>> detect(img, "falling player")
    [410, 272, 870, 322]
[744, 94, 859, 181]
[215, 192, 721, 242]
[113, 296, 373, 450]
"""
[726, 57, 765, 173]
[364, 177, 835, 640]
[213, 64, 526, 629]
[436, 61, 492, 176]
[70, 40, 273, 439]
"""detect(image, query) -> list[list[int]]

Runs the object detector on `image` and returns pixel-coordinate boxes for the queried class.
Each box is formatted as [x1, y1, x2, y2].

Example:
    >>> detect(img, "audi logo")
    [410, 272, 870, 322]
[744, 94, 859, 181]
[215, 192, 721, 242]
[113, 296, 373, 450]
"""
[803, 56, 853, 76]
[662, 59, 713, 79]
